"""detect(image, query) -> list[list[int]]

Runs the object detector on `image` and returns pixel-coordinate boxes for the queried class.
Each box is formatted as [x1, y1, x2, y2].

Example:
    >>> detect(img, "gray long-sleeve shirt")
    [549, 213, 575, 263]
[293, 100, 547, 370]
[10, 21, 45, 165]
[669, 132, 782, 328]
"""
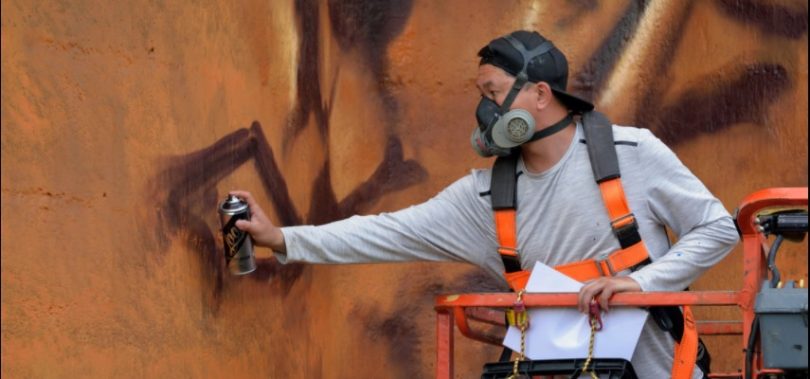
[278, 122, 739, 378]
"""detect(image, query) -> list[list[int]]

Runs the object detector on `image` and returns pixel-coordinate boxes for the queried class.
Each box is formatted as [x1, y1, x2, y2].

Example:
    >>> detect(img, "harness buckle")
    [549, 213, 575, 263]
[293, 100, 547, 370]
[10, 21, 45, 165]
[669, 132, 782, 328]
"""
[498, 246, 520, 255]
[594, 252, 616, 277]
[610, 213, 637, 230]
[610, 213, 642, 249]
[498, 247, 522, 273]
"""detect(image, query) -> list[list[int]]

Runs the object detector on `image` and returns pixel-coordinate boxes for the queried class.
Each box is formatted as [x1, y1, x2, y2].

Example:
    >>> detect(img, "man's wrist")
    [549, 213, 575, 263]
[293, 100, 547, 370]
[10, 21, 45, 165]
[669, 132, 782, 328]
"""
[271, 228, 287, 254]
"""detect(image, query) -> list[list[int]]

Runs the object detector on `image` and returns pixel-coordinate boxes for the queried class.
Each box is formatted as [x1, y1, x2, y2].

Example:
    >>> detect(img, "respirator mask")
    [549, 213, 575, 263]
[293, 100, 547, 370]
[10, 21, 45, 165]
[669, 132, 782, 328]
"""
[470, 37, 573, 157]
[471, 76, 536, 157]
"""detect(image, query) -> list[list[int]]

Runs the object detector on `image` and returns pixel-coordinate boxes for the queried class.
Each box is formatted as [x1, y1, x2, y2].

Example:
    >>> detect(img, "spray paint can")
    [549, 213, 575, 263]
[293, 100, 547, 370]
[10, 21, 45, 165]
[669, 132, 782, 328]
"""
[218, 195, 256, 275]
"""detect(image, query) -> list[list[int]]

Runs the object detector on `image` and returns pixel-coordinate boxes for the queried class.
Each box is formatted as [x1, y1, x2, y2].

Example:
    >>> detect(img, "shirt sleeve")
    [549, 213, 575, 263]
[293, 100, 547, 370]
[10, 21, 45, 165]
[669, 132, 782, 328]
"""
[275, 173, 496, 269]
[628, 130, 740, 292]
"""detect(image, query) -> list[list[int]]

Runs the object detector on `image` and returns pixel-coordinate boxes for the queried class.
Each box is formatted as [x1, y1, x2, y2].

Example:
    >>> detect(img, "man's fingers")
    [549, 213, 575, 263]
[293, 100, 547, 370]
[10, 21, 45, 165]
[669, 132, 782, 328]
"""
[577, 284, 589, 313]
[580, 285, 594, 313]
[599, 285, 613, 312]
[578, 277, 643, 314]
[229, 190, 267, 216]
[578, 282, 601, 314]
[229, 190, 259, 209]
[235, 219, 252, 232]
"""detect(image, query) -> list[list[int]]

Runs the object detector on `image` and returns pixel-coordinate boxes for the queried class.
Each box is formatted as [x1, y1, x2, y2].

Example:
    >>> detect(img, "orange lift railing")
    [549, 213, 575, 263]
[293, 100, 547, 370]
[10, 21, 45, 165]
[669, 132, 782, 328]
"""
[434, 187, 808, 379]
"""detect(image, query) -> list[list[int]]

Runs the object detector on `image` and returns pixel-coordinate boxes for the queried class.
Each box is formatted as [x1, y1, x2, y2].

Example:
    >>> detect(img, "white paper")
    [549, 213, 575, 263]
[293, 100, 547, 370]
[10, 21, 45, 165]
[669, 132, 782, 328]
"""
[503, 261, 648, 363]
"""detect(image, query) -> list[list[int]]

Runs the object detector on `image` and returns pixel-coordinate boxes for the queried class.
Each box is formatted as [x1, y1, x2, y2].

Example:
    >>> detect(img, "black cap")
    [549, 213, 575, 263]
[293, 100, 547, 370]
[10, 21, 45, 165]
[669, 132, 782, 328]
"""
[478, 30, 594, 113]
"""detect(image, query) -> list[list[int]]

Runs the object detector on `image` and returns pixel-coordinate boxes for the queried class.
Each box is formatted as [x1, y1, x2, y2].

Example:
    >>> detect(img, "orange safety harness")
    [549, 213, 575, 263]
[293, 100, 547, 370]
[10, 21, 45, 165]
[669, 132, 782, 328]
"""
[491, 111, 701, 379]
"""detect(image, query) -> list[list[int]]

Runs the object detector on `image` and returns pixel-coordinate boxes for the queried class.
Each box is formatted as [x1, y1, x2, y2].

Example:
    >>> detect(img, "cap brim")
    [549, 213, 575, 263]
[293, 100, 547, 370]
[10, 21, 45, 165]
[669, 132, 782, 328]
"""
[552, 89, 594, 112]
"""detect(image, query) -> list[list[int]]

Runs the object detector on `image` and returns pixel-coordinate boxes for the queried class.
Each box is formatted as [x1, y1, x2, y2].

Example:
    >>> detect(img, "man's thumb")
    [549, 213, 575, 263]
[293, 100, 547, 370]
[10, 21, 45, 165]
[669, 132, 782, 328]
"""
[235, 219, 252, 232]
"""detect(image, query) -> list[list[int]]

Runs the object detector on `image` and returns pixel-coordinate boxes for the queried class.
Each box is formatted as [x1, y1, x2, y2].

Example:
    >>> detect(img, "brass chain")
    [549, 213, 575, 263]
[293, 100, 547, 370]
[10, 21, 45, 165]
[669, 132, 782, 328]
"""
[506, 294, 602, 379]
[580, 311, 600, 379]
[507, 289, 528, 379]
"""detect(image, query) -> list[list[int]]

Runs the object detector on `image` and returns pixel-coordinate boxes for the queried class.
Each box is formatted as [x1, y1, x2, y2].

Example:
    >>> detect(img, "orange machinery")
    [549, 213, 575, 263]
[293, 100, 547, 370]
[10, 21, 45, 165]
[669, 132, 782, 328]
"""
[434, 187, 808, 379]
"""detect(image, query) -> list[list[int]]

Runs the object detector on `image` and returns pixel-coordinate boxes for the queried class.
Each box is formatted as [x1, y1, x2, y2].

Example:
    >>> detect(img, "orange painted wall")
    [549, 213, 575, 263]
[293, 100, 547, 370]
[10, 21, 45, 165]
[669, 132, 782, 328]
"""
[2, 1, 807, 378]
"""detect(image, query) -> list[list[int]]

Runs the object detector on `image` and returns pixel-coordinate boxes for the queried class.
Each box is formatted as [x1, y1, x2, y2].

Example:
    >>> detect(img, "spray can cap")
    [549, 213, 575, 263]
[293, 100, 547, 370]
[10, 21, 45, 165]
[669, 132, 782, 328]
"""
[219, 194, 248, 214]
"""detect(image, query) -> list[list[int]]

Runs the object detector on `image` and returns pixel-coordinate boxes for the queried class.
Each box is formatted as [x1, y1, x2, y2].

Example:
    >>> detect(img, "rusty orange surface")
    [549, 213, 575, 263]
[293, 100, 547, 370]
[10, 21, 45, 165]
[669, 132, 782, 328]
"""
[2, 0, 807, 378]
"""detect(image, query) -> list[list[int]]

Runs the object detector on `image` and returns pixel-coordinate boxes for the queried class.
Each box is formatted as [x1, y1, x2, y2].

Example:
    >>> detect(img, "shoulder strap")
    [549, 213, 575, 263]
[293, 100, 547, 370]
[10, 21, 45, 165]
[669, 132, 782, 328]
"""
[581, 111, 620, 182]
[491, 153, 523, 287]
[581, 111, 643, 251]
[490, 152, 519, 210]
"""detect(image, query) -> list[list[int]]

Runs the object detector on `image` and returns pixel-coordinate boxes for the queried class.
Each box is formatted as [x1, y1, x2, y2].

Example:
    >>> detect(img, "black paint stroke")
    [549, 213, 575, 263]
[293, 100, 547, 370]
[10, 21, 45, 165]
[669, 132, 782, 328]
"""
[150, 120, 426, 311]
[284, 0, 414, 153]
[307, 137, 428, 226]
[715, 0, 808, 39]
[284, 0, 329, 151]
[571, 0, 650, 102]
[149, 124, 301, 310]
[353, 303, 422, 379]
[350, 268, 505, 377]
[570, 1, 796, 146]
[328, 0, 414, 118]
[639, 63, 790, 145]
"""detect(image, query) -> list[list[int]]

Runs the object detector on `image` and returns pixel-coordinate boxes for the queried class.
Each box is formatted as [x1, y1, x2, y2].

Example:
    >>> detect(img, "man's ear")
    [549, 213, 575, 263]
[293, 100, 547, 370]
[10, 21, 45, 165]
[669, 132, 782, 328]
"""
[534, 82, 554, 110]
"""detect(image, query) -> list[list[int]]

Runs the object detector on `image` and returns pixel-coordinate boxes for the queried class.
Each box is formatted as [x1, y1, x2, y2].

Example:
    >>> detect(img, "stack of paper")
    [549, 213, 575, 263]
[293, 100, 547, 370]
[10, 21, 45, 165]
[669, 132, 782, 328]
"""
[503, 261, 648, 363]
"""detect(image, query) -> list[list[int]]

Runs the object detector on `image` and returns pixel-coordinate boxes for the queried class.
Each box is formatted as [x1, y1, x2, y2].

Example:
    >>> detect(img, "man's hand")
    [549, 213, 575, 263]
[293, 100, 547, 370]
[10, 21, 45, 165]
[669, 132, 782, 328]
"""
[577, 276, 641, 313]
[229, 190, 286, 253]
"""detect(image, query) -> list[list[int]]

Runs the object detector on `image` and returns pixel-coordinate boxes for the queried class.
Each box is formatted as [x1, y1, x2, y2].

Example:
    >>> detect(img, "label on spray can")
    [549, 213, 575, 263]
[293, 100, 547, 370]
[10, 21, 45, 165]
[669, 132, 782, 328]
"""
[218, 195, 256, 275]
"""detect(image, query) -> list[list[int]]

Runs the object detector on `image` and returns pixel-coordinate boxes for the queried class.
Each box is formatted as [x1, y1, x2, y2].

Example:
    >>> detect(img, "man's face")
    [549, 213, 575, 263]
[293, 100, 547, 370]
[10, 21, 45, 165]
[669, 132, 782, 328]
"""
[475, 63, 537, 113]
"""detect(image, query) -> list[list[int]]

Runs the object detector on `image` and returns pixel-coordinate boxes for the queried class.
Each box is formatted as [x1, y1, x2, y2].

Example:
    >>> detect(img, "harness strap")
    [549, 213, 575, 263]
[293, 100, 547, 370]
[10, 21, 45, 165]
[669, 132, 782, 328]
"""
[495, 209, 521, 273]
[491, 153, 519, 210]
[584, 111, 644, 251]
[491, 153, 523, 291]
[494, 207, 530, 290]
[599, 179, 643, 249]
[671, 306, 699, 379]
[553, 242, 649, 282]
[498, 240, 651, 290]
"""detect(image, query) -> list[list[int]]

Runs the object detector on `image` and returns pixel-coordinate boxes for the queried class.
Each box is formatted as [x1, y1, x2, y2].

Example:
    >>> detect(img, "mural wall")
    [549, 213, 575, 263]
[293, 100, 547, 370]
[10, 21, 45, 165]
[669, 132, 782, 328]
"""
[2, 0, 807, 377]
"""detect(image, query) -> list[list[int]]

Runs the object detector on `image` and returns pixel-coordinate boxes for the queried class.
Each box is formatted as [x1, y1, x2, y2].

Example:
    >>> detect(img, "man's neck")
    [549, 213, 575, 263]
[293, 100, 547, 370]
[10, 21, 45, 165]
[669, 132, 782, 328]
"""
[520, 112, 577, 174]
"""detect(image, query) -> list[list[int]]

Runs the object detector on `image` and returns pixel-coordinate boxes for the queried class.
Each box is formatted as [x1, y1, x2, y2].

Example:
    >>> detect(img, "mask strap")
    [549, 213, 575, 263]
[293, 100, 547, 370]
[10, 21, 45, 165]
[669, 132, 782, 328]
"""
[496, 37, 555, 114]
[527, 113, 574, 142]
[497, 74, 527, 114]
[502, 36, 555, 74]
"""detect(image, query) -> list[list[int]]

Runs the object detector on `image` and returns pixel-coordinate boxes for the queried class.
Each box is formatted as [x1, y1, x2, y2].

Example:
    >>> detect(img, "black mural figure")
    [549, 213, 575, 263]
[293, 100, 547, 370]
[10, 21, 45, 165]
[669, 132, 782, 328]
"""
[149, 0, 420, 315]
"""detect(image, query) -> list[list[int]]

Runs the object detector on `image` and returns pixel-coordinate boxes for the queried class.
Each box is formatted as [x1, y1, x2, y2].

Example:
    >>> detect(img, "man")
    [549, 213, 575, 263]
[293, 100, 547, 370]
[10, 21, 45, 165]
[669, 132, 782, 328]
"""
[232, 30, 739, 378]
